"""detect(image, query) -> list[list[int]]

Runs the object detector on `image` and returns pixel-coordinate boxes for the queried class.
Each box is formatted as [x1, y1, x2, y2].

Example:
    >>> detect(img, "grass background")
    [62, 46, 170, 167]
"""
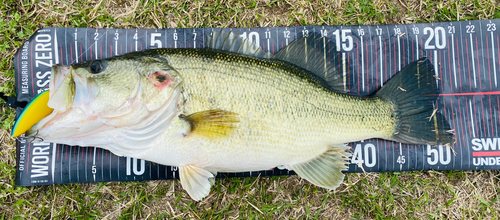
[1, 0, 500, 219]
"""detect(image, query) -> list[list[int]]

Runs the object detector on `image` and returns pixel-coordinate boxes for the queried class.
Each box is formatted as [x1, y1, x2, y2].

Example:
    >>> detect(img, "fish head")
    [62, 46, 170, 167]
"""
[26, 53, 183, 152]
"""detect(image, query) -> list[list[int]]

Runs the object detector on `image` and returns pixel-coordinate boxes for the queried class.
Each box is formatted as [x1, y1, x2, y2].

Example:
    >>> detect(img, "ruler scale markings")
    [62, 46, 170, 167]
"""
[65, 29, 69, 65]
[85, 148, 88, 181]
[440, 50, 444, 89]
[447, 39, 453, 89]
[416, 33, 419, 58]
[469, 99, 476, 138]
[498, 35, 500, 89]
[479, 22, 487, 85]
[481, 98, 487, 137]
[365, 40, 373, 92]
[451, 27, 458, 89]
[469, 26, 477, 88]
[135, 30, 139, 51]
[76, 146, 79, 182]
[369, 27, 373, 93]
[109, 150, 111, 180]
[404, 25, 409, 65]
[285, 27, 289, 45]
[100, 149, 103, 181]
[445, 38, 457, 91]
[115, 35, 118, 56]
[51, 143, 56, 183]
[399, 143, 403, 170]
[448, 111, 455, 169]
[475, 36, 482, 90]
[75, 30, 79, 63]
[465, 37, 472, 91]
[126, 29, 129, 53]
[361, 33, 365, 92]
[491, 30, 497, 87]
[450, 98, 458, 168]
[434, 50, 439, 87]
[93, 147, 96, 181]
[379, 35, 383, 86]
[458, 98, 466, 147]
[497, 96, 500, 137]
[487, 35, 492, 90]
[94, 30, 98, 61]
[397, 26, 401, 71]
[117, 155, 120, 179]
[489, 96, 494, 136]
[54, 29, 59, 64]
[473, 97, 480, 137]
[356, 35, 360, 94]
[375, 39, 378, 90]
[105, 30, 108, 58]
[407, 144, 409, 171]
[385, 39, 388, 88]
[458, 22, 465, 92]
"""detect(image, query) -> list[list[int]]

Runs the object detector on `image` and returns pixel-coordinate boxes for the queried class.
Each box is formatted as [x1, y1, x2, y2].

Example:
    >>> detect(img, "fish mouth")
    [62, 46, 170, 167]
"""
[26, 64, 97, 142]
[49, 64, 70, 98]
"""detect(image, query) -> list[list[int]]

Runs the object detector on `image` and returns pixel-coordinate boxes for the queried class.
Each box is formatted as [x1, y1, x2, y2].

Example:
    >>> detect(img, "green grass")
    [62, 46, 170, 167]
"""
[1, 0, 500, 219]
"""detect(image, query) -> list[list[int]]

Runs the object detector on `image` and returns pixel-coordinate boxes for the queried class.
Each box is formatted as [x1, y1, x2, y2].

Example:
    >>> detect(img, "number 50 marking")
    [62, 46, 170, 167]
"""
[427, 145, 451, 165]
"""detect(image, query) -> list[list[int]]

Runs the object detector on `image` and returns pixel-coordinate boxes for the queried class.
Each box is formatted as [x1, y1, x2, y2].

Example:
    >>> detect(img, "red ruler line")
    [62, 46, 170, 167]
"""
[457, 38, 463, 91]
[489, 96, 494, 136]
[476, 36, 482, 90]
[438, 91, 500, 96]
[473, 151, 500, 157]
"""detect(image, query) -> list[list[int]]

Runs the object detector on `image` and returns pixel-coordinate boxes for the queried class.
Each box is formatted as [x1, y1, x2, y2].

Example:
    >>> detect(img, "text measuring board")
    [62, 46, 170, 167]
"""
[13, 20, 500, 186]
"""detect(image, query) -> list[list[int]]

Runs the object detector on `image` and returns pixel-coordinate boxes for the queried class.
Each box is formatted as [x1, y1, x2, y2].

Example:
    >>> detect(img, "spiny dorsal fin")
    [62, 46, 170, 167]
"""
[182, 109, 240, 139]
[273, 33, 350, 93]
[206, 30, 272, 58]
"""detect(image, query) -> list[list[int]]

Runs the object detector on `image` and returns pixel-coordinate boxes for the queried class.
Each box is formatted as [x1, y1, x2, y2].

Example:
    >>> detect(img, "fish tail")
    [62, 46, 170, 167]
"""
[374, 57, 455, 146]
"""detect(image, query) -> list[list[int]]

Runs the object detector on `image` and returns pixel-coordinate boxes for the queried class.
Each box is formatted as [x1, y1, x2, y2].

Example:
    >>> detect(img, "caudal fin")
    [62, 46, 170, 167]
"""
[375, 58, 454, 146]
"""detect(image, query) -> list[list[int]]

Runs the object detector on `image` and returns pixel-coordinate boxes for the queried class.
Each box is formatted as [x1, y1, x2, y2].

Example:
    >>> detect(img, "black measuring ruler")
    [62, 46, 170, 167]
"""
[13, 20, 500, 186]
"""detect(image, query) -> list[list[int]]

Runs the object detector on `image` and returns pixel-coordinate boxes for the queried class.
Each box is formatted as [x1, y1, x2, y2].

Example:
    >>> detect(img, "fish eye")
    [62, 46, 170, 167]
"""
[89, 60, 104, 74]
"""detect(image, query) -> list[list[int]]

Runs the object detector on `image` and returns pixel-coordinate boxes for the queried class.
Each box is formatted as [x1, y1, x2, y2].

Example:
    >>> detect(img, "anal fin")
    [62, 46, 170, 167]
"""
[179, 164, 217, 201]
[288, 144, 351, 190]
[182, 109, 239, 139]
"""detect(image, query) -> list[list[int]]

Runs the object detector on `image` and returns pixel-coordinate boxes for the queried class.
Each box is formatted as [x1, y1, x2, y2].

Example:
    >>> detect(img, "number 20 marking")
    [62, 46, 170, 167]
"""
[424, 27, 446, 50]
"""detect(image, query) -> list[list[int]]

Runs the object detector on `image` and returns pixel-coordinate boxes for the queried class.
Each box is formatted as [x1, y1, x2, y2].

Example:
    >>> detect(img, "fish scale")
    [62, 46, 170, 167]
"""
[157, 49, 396, 170]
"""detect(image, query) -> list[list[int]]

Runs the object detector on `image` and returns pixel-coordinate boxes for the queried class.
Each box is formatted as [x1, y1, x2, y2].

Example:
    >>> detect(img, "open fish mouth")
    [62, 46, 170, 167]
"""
[25, 64, 94, 142]
[49, 64, 70, 98]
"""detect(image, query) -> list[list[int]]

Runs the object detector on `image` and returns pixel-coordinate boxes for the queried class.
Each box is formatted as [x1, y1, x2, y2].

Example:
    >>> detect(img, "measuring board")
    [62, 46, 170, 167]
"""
[13, 20, 500, 186]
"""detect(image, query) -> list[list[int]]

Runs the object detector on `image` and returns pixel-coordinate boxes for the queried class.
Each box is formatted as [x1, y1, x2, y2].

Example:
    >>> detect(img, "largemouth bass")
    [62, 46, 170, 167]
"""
[25, 31, 454, 201]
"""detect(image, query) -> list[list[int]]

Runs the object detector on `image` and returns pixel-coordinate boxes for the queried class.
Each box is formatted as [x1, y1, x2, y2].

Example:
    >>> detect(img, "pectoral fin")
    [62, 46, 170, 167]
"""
[182, 110, 239, 139]
[288, 144, 351, 190]
[179, 164, 216, 201]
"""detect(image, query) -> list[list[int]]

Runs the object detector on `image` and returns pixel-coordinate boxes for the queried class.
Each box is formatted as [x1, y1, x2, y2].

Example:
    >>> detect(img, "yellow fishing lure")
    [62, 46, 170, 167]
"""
[11, 90, 53, 138]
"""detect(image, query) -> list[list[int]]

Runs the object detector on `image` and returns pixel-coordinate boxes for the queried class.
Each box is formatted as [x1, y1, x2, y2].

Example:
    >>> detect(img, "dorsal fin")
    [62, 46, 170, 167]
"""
[273, 33, 349, 93]
[206, 30, 272, 58]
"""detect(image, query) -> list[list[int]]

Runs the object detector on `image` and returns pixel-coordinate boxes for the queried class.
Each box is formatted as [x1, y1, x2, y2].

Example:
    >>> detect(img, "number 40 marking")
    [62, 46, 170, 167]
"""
[351, 143, 377, 168]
